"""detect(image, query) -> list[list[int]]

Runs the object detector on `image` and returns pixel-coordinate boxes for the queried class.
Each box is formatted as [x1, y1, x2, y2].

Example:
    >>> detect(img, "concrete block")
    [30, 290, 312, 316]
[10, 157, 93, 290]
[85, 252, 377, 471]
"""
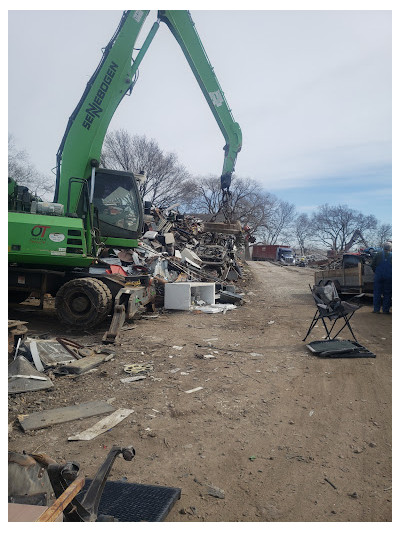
[164, 282, 215, 310]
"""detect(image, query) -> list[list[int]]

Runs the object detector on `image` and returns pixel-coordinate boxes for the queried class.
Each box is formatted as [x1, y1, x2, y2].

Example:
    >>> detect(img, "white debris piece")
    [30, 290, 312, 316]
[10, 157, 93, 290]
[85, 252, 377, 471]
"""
[191, 304, 237, 314]
[68, 409, 134, 441]
[142, 230, 158, 240]
[184, 386, 203, 394]
[120, 376, 146, 383]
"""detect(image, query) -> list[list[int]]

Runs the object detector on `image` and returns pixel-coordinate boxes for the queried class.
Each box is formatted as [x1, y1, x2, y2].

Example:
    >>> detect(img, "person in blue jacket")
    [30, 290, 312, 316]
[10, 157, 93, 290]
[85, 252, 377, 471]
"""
[371, 242, 392, 313]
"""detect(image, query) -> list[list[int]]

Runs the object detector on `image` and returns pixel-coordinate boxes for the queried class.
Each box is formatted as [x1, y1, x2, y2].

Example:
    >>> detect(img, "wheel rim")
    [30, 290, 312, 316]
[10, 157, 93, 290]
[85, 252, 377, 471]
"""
[68, 291, 91, 315]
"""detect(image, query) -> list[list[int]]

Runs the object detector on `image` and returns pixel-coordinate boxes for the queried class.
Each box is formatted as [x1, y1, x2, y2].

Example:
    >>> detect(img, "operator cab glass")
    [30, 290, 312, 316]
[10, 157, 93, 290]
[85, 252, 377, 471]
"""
[92, 169, 143, 240]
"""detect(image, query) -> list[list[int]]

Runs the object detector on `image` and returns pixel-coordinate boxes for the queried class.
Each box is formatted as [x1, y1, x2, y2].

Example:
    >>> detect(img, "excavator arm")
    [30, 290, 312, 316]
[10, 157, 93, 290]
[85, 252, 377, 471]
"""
[158, 10, 242, 194]
[55, 10, 242, 221]
[344, 230, 368, 251]
[54, 10, 150, 209]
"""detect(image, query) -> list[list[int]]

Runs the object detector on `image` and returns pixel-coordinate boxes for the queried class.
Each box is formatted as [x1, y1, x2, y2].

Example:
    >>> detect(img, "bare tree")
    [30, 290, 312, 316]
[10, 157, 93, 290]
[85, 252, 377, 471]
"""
[310, 204, 377, 251]
[294, 213, 313, 255]
[184, 175, 221, 214]
[184, 175, 276, 239]
[365, 223, 392, 247]
[375, 223, 392, 246]
[8, 135, 54, 199]
[101, 129, 193, 207]
[260, 198, 296, 245]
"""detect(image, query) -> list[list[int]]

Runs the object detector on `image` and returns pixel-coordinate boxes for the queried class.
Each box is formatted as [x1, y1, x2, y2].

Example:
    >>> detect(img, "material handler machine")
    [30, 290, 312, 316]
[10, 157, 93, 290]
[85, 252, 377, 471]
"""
[8, 10, 242, 336]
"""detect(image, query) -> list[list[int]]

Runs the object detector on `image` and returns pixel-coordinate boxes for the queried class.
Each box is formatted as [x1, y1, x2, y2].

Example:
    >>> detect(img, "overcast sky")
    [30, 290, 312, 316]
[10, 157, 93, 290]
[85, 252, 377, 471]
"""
[8, 4, 392, 224]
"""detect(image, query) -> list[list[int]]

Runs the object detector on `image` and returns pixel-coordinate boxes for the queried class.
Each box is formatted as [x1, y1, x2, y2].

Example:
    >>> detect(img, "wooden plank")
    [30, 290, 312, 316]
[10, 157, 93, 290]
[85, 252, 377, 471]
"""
[58, 353, 112, 375]
[36, 477, 85, 522]
[68, 408, 134, 441]
[18, 400, 115, 432]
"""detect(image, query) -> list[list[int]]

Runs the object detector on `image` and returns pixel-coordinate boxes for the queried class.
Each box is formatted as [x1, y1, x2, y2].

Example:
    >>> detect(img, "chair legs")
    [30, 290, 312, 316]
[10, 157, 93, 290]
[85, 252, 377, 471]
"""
[302, 311, 319, 341]
[330, 313, 357, 342]
[303, 312, 331, 342]
[303, 312, 357, 342]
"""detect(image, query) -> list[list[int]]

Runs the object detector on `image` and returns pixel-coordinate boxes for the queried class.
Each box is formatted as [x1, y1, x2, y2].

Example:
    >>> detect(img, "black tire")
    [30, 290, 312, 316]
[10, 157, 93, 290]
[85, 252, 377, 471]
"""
[8, 290, 30, 304]
[55, 277, 112, 328]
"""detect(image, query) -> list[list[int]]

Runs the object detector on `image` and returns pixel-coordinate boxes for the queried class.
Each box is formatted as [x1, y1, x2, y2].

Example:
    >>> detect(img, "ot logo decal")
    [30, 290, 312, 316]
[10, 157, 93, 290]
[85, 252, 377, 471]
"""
[31, 225, 51, 237]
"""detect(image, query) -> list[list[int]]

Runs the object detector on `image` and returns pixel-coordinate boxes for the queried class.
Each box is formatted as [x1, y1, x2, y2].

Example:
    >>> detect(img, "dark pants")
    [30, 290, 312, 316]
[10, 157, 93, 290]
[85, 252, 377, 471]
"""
[373, 274, 392, 312]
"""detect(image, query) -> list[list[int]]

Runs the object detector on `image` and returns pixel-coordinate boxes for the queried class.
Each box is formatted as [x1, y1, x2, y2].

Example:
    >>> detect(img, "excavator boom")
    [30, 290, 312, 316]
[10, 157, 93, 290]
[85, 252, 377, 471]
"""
[158, 10, 242, 193]
[54, 10, 150, 210]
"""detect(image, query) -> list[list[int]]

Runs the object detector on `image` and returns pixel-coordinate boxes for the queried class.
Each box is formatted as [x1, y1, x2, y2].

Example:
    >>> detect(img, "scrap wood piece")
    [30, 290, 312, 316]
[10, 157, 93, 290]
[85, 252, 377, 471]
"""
[36, 477, 85, 522]
[68, 408, 134, 441]
[205, 483, 225, 499]
[56, 353, 113, 375]
[202, 221, 242, 235]
[8, 320, 28, 354]
[120, 375, 146, 383]
[184, 386, 203, 394]
[18, 400, 115, 432]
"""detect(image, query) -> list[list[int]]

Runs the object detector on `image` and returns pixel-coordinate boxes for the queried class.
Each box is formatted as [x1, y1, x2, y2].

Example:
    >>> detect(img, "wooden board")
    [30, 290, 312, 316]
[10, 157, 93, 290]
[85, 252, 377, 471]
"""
[202, 221, 242, 235]
[58, 353, 111, 374]
[18, 400, 115, 432]
[36, 478, 85, 522]
[68, 408, 134, 441]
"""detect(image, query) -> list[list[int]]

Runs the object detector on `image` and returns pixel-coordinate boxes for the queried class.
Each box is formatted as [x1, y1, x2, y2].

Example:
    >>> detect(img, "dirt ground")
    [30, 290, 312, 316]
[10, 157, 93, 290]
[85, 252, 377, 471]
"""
[8, 260, 392, 522]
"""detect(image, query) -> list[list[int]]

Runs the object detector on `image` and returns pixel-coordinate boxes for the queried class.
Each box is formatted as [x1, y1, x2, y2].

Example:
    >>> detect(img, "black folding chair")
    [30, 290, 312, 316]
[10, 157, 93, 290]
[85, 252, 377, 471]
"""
[303, 282, 363, 342]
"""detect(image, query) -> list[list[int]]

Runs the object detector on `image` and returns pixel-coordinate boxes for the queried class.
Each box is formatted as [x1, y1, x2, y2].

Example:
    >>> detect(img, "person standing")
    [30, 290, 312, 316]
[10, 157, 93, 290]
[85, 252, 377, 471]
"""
[371, 242, 392, 313]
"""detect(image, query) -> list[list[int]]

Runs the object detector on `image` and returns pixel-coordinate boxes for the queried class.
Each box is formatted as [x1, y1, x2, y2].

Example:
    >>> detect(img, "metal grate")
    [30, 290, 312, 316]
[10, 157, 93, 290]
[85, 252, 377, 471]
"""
[306, 339, 376, 358]
[80, 480, 181, 522]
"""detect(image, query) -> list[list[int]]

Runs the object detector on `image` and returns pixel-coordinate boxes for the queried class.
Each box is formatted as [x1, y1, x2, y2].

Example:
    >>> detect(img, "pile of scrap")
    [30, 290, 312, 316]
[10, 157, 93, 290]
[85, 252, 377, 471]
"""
[8, 335, 116, 395]
[92, 205, 245, 304]
[8, 320, 28, 356]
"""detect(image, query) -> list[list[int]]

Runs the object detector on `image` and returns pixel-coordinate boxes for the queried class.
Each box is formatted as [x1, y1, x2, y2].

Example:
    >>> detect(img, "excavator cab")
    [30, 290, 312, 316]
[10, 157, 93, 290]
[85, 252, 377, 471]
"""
[91, 169, 143, 244]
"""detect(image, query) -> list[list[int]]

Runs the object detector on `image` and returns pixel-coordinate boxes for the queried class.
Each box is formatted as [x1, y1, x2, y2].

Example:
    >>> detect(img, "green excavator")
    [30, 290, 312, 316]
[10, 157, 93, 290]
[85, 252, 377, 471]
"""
[8, 10, 242, 335]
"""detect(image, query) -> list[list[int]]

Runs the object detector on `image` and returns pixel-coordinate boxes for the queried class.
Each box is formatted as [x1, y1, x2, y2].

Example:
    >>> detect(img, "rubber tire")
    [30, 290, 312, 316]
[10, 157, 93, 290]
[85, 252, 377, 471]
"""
[8, 291, 30, 304]
[55, 277, 112, 328]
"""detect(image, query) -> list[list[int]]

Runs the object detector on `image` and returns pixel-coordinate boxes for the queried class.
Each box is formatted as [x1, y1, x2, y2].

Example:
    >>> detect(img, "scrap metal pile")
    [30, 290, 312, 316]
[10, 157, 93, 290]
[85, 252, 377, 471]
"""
[95, 205, 245, 292]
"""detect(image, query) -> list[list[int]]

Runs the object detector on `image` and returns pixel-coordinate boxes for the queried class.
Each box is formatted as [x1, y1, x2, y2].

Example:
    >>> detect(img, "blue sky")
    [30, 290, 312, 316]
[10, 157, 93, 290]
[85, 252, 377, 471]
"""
[7, 5, 393, 225]
[271, 162, 392, 223]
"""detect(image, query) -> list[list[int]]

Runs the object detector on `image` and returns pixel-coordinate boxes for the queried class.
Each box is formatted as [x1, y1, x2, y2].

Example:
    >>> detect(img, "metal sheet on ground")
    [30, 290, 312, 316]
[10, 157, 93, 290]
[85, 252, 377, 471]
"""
[8, 356, 53, 394]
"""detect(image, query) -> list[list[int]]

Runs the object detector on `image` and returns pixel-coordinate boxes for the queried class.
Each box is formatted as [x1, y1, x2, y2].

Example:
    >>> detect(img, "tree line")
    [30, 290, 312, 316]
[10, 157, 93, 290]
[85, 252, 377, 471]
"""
[9, 131, 391, 253]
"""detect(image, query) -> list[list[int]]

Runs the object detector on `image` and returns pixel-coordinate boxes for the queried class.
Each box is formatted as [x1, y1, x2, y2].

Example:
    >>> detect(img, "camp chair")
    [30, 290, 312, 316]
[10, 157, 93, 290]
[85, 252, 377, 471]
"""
[303, 282, 363, 342]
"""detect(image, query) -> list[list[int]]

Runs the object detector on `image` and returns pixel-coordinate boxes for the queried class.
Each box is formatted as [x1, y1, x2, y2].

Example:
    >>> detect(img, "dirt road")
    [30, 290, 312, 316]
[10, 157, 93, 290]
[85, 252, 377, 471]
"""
[8, 261, 392, 522]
